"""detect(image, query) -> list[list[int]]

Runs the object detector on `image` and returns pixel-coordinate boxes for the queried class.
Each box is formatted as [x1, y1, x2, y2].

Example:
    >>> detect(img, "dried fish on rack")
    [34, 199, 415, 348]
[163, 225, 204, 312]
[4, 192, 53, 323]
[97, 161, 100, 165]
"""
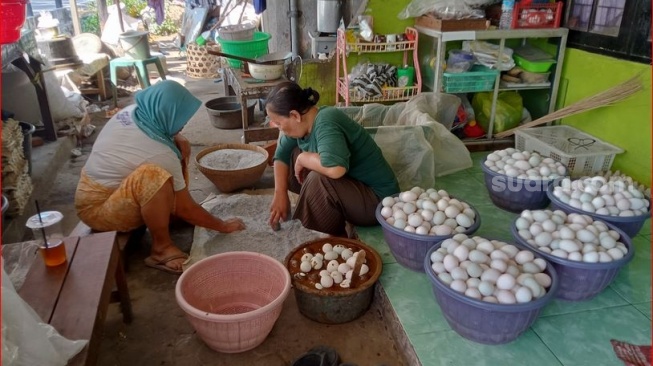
[2, 118, 32, 217]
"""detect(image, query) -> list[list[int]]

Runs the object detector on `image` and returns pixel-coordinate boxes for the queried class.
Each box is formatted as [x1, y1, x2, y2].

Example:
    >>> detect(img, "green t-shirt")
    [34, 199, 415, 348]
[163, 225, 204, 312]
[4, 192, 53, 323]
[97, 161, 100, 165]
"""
[274, 106, 399, 198]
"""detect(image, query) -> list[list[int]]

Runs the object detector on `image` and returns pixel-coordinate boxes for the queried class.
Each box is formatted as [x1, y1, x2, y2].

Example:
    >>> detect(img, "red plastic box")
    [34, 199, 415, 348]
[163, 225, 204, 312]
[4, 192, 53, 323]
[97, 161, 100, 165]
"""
[511, 2, 563, 29]
[0, 0, 29, 44]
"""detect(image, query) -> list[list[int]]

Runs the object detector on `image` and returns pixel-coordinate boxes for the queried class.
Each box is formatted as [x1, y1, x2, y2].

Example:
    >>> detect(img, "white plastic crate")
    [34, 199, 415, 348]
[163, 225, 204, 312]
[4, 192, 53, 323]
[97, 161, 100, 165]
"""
[515, 125, 624, 178]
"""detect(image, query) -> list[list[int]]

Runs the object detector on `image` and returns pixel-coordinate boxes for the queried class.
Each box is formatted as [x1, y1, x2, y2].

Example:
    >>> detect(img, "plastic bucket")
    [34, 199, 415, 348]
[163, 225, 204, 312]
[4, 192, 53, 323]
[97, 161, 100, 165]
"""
[119, 31, 150, 60]
[205, 97, 257, 130]
[19, 121, 35, 175]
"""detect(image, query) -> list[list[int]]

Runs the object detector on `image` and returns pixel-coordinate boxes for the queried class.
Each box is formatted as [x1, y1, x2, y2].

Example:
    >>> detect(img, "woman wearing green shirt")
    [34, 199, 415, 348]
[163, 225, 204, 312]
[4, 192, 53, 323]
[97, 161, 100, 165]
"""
[265, 81, 400, 237]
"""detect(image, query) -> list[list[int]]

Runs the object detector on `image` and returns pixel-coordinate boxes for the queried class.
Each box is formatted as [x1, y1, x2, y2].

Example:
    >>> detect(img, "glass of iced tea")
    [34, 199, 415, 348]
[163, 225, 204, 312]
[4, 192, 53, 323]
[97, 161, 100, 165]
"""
[39, 239, 67, 267]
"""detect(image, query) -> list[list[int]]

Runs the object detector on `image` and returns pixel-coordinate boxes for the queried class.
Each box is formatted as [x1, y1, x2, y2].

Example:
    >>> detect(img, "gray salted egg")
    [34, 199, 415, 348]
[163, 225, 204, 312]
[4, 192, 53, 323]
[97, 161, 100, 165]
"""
[337, 263, 351, 274]
[330, 271, 343, 284]
[324, 251, 339, 261]
[438, 272, 454, 285]
[533, 273, 552, 288]
[333, 244, 346, 254]
[300, 261, 312, 273]
[466, 277, 481, 288]
[381, 196, 395, 207]
[326, 260, 339, 272]
[478, 281, 494, 297]
[301, 253, 314, 262]
[320, 275, 334, 288]
[310, 257, 323, 270]
[359, 264, 369, 276]
[340, 248, 354, 260]
[400, 191, 418, 202]
[465, 288, 482, 300]
[407, 213, 423, 227]
[380, 207, 393, 219]
[322, 243, 333, 253]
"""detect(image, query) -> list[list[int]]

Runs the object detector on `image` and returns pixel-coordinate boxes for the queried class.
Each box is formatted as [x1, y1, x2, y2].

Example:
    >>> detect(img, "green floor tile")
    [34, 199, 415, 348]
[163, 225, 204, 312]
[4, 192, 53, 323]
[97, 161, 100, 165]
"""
[356, 226, 397, 265]
[433, 172, 487, 207]
[532, 306, 651, 366]
[633, 302, 651, 320]
[637, 219, 651, 236]
[631, 235, 651, 258]
[411, 329, 561, 366]
[609, 246, 651, 303]
[379, 263, 450, 334]
[471, 204, 519, 242]
[540, 287, 628, 317]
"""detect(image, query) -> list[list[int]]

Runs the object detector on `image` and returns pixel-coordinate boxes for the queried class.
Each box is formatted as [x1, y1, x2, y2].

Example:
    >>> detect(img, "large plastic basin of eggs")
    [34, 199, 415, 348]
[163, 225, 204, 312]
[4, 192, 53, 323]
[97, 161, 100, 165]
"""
[548, 172, 651, 237]
[511, 209, 634, 301]
[424, 234, 558, 344]
[376, 188, 481, 272]
[481, 148, 567, 212]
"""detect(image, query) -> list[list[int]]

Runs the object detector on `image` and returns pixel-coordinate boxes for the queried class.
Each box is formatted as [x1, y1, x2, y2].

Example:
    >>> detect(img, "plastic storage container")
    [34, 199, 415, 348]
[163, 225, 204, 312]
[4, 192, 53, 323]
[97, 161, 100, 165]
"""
[513, 54, 555, 73]
[480, 157, 563, 213]
[375, 196, 481, 272]
[511, 221, 634, 301]
[515, 126, 624, 178]
[511, 2, 563, 29]
[424, 242, 559, 344]
[0, 0, 28, 44]
[442, 65, 498, 93]
[217, 32, 271, 68]
[175, 251, 291, 353]
[546, 182, 650, 238]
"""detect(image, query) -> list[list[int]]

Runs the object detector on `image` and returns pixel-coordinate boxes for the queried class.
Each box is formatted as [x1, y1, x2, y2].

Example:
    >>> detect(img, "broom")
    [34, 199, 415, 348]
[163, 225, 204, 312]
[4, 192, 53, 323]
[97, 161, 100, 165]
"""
[494, 74, 644, 138]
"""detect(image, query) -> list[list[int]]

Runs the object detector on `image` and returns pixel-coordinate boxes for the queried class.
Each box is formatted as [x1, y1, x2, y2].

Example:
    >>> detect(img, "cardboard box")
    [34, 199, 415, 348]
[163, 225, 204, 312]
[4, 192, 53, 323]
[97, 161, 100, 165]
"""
[415, 14, 490, 31]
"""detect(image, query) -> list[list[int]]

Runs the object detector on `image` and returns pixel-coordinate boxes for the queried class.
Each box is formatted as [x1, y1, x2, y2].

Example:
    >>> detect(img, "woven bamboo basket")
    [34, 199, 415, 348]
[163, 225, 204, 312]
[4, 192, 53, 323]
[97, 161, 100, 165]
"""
[195, 144, 269, 193]
[186, 43, 221, 79]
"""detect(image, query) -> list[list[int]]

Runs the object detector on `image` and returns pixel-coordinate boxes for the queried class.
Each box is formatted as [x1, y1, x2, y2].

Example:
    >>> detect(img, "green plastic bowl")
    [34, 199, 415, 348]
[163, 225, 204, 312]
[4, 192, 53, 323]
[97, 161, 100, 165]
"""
[513, 54, 555, 73]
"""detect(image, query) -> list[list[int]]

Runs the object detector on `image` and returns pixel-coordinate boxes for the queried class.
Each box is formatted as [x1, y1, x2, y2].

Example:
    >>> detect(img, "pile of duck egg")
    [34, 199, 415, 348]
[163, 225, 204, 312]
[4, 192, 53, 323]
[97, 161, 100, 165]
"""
[551, 172, 650, 217]
[429, 234, 553, 304]
[484, 148, 566, 179]
[296, 242, 370, 290]
[515, 209, 629, 262]
[379, 187, 476, 236]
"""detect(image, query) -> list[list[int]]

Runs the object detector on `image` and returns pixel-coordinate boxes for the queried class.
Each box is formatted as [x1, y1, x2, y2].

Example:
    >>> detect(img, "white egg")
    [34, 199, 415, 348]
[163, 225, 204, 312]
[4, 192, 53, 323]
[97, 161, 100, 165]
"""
[496, 290, 517, 304]
[515, 286, 533, 303]
[438, 273, 454, 285]
[453, 245, 470, 262]
[466, 263, 483, 278]
[381, 197, 395, 207]
[433, 225, 453, 236]
[450, 267, 469, 281]
[480, 268, 501, 283]
[533, 273, 552, 288]
[432, 211, 446, 225]
[400, 191, 418, 202]
[496, 274, 516, 290]
[450, 279, 467, 293]
[402, 202, 417, 215]
[421, 209, 435, 222]
[515, 250, 535, 264]
[407, 213, 423, 227]
[431, 262, 446, 274]
[469, 250, 490, 264]
[443, 254, 459, 272]
[582, 251, 599, 263]
[465, 288, 482, 300]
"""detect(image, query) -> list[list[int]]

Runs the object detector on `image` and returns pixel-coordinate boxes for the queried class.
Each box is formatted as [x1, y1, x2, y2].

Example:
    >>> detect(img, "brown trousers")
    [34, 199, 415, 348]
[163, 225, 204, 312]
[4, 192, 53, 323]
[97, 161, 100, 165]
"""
[288, 148, 380, 237]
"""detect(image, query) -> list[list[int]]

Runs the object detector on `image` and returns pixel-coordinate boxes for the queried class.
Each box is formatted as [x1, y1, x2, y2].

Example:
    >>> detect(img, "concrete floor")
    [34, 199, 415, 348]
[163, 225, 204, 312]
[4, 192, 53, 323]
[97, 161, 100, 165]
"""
[12, 45, 408, 366]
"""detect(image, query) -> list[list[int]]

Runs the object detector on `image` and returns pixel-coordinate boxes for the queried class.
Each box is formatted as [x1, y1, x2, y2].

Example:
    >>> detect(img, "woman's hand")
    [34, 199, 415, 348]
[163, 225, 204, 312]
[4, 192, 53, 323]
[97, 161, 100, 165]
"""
[217, 218, 246, 233]
[269, 192, 291, 230]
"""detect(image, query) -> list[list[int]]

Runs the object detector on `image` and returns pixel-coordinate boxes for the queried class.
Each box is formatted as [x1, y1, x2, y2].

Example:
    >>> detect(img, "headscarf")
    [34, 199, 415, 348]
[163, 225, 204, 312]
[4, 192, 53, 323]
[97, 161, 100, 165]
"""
[132, 80, 201, 158]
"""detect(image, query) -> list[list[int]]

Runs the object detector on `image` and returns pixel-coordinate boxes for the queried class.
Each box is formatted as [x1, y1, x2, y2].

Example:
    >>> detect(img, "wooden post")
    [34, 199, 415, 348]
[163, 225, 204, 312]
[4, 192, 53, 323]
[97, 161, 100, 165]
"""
[96, 0, 109, 31]
[69, 0, 82, 36]
[115, 0, 125, 33]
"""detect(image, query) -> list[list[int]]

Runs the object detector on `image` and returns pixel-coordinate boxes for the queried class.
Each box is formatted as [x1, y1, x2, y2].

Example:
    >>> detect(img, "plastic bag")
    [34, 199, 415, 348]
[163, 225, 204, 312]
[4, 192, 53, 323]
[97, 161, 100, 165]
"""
[2, 259, 88, 366]
[340, 93, 473, 190]
[462, 40, 515, 70]
[397, 0, 487, 20]
[472, 91, 523, 133]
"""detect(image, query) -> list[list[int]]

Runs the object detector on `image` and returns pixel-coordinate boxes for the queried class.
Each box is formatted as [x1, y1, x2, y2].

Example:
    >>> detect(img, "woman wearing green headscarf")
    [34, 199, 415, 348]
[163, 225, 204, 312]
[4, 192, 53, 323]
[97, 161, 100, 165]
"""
[75, 81, 245, 274]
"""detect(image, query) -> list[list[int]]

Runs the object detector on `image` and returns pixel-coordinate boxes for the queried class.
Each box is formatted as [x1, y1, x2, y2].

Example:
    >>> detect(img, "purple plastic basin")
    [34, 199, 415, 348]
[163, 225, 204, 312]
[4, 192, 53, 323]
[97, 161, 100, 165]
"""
[481, 158, 565, 213]
[424, 241, 559, 345]
[510, 219, 634, 301]
[375, 195, 481, 272]
[546, 182, 651, 238]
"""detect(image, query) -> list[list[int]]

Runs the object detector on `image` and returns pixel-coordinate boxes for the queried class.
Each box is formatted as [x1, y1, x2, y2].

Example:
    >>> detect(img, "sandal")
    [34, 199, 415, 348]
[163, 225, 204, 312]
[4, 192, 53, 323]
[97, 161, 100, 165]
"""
[291, 345, 340, 366]
[144, 253, 188, 274]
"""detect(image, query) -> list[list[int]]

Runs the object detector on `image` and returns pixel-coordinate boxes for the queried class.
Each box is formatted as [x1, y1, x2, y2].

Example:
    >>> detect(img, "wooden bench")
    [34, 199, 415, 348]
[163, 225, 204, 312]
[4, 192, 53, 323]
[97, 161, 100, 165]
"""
[70, 221, 145, 272]
[10, 232, 132, 366]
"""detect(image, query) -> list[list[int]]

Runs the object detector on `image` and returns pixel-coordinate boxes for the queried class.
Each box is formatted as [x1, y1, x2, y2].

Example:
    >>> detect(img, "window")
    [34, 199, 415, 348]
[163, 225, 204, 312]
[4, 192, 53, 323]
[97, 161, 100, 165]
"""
[565, 0, 651, 63]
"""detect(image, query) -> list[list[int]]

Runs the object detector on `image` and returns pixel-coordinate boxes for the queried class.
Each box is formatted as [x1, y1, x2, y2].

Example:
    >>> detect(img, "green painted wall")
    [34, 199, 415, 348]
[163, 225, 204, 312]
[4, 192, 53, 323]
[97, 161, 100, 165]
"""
[559, 49, 651, 186]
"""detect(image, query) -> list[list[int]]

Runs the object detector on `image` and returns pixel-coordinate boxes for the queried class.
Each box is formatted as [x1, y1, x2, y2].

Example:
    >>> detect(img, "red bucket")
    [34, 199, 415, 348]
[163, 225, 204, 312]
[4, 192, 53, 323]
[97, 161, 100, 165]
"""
[0, 0, 29, 44]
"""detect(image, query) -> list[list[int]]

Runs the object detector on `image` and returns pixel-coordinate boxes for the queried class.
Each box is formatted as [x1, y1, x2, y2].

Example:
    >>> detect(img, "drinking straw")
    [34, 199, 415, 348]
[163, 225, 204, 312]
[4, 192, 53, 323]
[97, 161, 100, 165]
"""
[35, 201, 49, 249]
